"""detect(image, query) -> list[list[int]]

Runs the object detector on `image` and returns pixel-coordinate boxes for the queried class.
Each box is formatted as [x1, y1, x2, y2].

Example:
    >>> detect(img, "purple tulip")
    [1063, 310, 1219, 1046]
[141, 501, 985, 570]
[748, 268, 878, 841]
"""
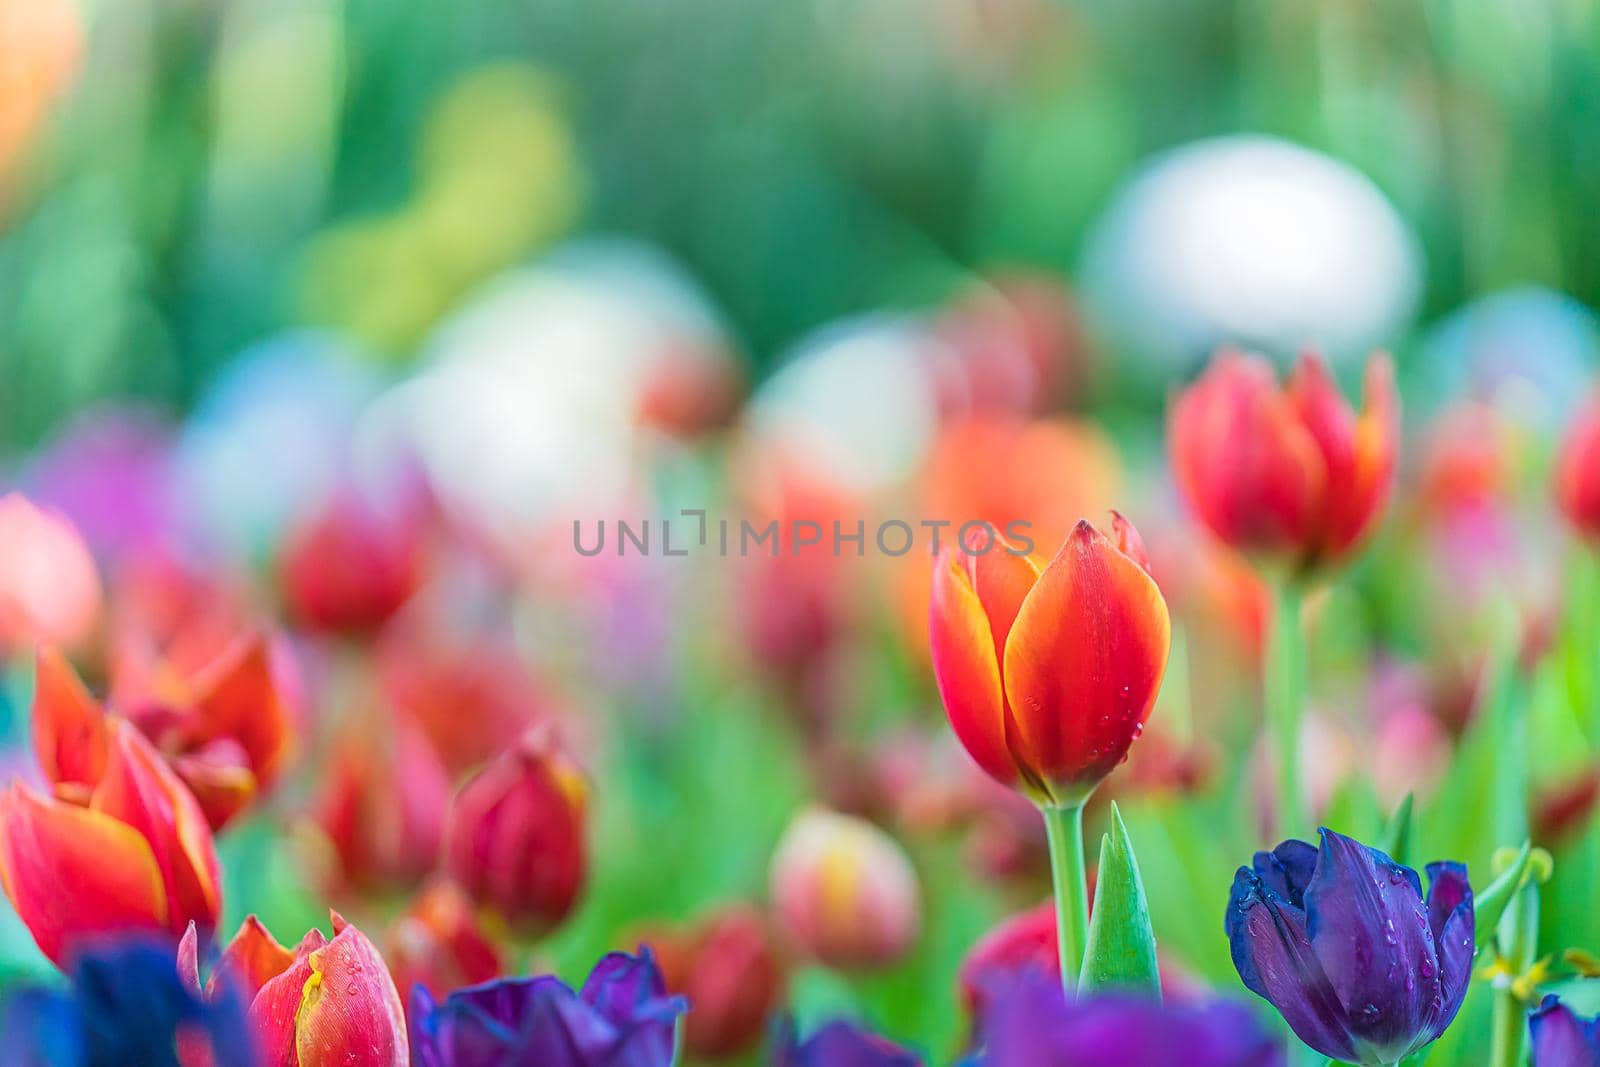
[974, 972, 1282, 1067]
[410, 948, 685, 1067]
[1226, 829, 1474, 1065]
[1530, 996, 1600, 1066]
[773, 1019, 923, 1067]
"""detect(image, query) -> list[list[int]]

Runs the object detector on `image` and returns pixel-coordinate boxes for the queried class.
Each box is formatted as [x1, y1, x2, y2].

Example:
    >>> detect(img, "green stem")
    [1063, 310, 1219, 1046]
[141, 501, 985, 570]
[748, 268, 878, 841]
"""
[1489, 878, 1540, 1067]
[1267, 577, 1307, 836]
[1042, 802, 1089, 993]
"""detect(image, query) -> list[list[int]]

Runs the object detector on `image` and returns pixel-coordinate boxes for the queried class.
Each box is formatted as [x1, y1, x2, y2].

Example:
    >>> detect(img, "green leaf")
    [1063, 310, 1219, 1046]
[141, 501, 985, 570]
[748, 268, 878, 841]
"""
[1380, 792, 1415, 867]
[1078, 802, 1160, 997]
[1474, 843, 1534, 950]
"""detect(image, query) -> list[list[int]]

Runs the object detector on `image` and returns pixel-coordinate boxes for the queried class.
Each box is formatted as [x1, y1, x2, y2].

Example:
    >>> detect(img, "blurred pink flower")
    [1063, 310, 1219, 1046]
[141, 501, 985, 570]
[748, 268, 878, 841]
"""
[0, 492, 101, 655]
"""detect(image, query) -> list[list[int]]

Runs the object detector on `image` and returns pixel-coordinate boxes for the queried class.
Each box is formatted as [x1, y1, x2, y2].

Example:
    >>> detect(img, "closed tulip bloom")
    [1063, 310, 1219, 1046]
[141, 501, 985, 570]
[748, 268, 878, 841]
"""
[1556, 395, 1600, 540]
[929, 514, 1170, 805]
[443, 729, 587, 935]
[279, 490, 424, 634]
[647, 903, 785, 1060]
[0, 648, 222, 967]
[1530, 996, 1600, 1066]
[216, 912, 407, 1067]
[1170, 350, 1398, 572]
[385, 881, 503, 1011]
[409, 949, 685, 1067]
[769, 809, 921, 970]
[773, 1019, 922, 1067]
[1226, 829, 1473, 1064]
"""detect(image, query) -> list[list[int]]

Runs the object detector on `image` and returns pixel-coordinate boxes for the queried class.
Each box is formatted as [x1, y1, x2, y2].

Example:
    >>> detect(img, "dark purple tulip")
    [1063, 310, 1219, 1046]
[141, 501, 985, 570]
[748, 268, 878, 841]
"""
[974, 972, 1282, 1067]
[1530, 996, 1600, 1066]
[1226, 829, 1474, 1065]
[410, 948, 686, 1067]
[773, 1018, 923, 1066]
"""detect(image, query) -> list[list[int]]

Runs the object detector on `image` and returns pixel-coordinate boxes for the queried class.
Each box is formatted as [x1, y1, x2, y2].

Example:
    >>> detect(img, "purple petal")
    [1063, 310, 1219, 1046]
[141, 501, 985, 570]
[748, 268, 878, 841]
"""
[1251, 839, 1319, 908]
[581, 949, 667, 1020]
[1423, 862, 1475, 1040]
[777, 1020, 922, 1067]
[1226, 865, 1358, 1061]
[1530, 996, 1600, 1067]
[1304, 829, 1436, 1060]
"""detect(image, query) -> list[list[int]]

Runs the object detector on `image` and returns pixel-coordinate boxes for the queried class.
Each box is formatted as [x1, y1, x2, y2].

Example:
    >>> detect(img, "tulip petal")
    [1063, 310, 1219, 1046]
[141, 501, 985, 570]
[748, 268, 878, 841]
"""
[171, 741, 258, 833]
[1529, 996, 1600, 1067]
[1303, 829, 1436, 1059]
[31, 645, 108, 792]
[90, 720, 222, 938]
[1250, 839, 1318, 908]
[213, 915, 295, 1002]
[1291, 352, 1398, 561]
[0, 781, 168, 966]
[1002, 521, 1170, 797]
[929, 549, 1022, 789]
[187, 636, 293, 789]
[1226, 865, 1356, 1061]
[294, 924, 409, 1067]
[1423, 862, 1474, 1040]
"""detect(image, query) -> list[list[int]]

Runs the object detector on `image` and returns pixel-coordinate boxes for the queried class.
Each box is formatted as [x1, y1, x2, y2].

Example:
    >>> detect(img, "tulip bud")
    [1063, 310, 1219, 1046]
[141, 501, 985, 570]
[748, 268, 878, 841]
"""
[219, 912, 408, 1067]
[386, 881, 503, 1010]
[312, 708, 451, 895]
[769, 809, 920, 970]
[1169, 350, 1399, 573]
[928, 514, 1170, 805]
[0, 648, 221, 967]
[957, 900, 1058, 1021]
[1557, 395, 1600, 539]
[0, 493, 101, 656]
[279, 490, 424, 634]
[647, 904, 785, 1060]
[443, 729, 586, 935]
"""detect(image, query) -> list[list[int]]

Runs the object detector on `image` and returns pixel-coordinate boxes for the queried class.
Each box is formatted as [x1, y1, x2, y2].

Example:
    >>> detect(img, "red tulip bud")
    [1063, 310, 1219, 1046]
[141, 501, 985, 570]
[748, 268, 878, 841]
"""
[443, 729, 587, 935]
[280, 491, 424, 634]
[648, 904, 785, 1060]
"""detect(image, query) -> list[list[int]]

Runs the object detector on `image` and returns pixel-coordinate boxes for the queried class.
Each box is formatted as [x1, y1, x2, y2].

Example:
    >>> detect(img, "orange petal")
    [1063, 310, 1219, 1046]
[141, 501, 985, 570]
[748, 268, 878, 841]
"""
[171, 741, 258, 832]
[90, 720, 222, 938]
[213, 915, 295, 1001]
[929, 548, 1022, 790]
[1002, 520, 1172, 800]
[0, 780, 168, 966]
[31, 645, 108, 790]
[1323, 352, 1399, 561]
[187, 635, 294, 790]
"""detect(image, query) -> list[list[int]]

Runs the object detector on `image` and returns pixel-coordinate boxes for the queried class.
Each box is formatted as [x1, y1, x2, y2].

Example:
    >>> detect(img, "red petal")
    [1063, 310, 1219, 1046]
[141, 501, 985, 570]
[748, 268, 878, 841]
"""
[293, 923, 409, 1067]
[90, 720, 222, 939]
[1559, 394, 1600, 537]
[928, 548, 1023, 790]
[31, 646, 108, 791]
[186, 635, 294, 793]
[1002, 520, 1171, 799]
[0, 780, 168, 966]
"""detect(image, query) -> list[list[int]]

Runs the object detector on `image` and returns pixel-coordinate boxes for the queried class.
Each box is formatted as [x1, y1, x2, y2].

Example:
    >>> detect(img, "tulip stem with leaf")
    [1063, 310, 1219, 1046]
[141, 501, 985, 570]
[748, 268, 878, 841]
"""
[928, 515, 1171, 1000]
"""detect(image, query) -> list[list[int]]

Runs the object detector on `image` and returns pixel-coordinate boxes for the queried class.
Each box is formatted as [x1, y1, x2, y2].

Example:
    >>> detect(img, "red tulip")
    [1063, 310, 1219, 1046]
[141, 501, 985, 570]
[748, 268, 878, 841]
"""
[769, 808, 921, 970]
[443, 729, 587, 935]
[0, 647, 221, 966]
[280, 490, 425, 634]
[312, 708, 451, 895]
[385, 880, 503, 1009]
[957, 900, 1058, 1018]
[928, 514, 1170, 805]
[1169, 350, 1399, 572]
[1557, 394, 1600, 539]
[647, 904, 785, 1060]
[215, 912, 408, 1067]
[115, 633, 297, 831]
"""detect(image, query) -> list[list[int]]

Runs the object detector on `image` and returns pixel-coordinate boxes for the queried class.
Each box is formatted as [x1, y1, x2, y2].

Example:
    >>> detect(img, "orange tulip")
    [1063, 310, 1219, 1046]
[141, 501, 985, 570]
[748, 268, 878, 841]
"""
[213, 912, 408, 1067]
[1169, 350, 1399, 572]
[1557, 393, 1600, 540]
[928, 515, 1170, 805]
[0, 647, 221, 967]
